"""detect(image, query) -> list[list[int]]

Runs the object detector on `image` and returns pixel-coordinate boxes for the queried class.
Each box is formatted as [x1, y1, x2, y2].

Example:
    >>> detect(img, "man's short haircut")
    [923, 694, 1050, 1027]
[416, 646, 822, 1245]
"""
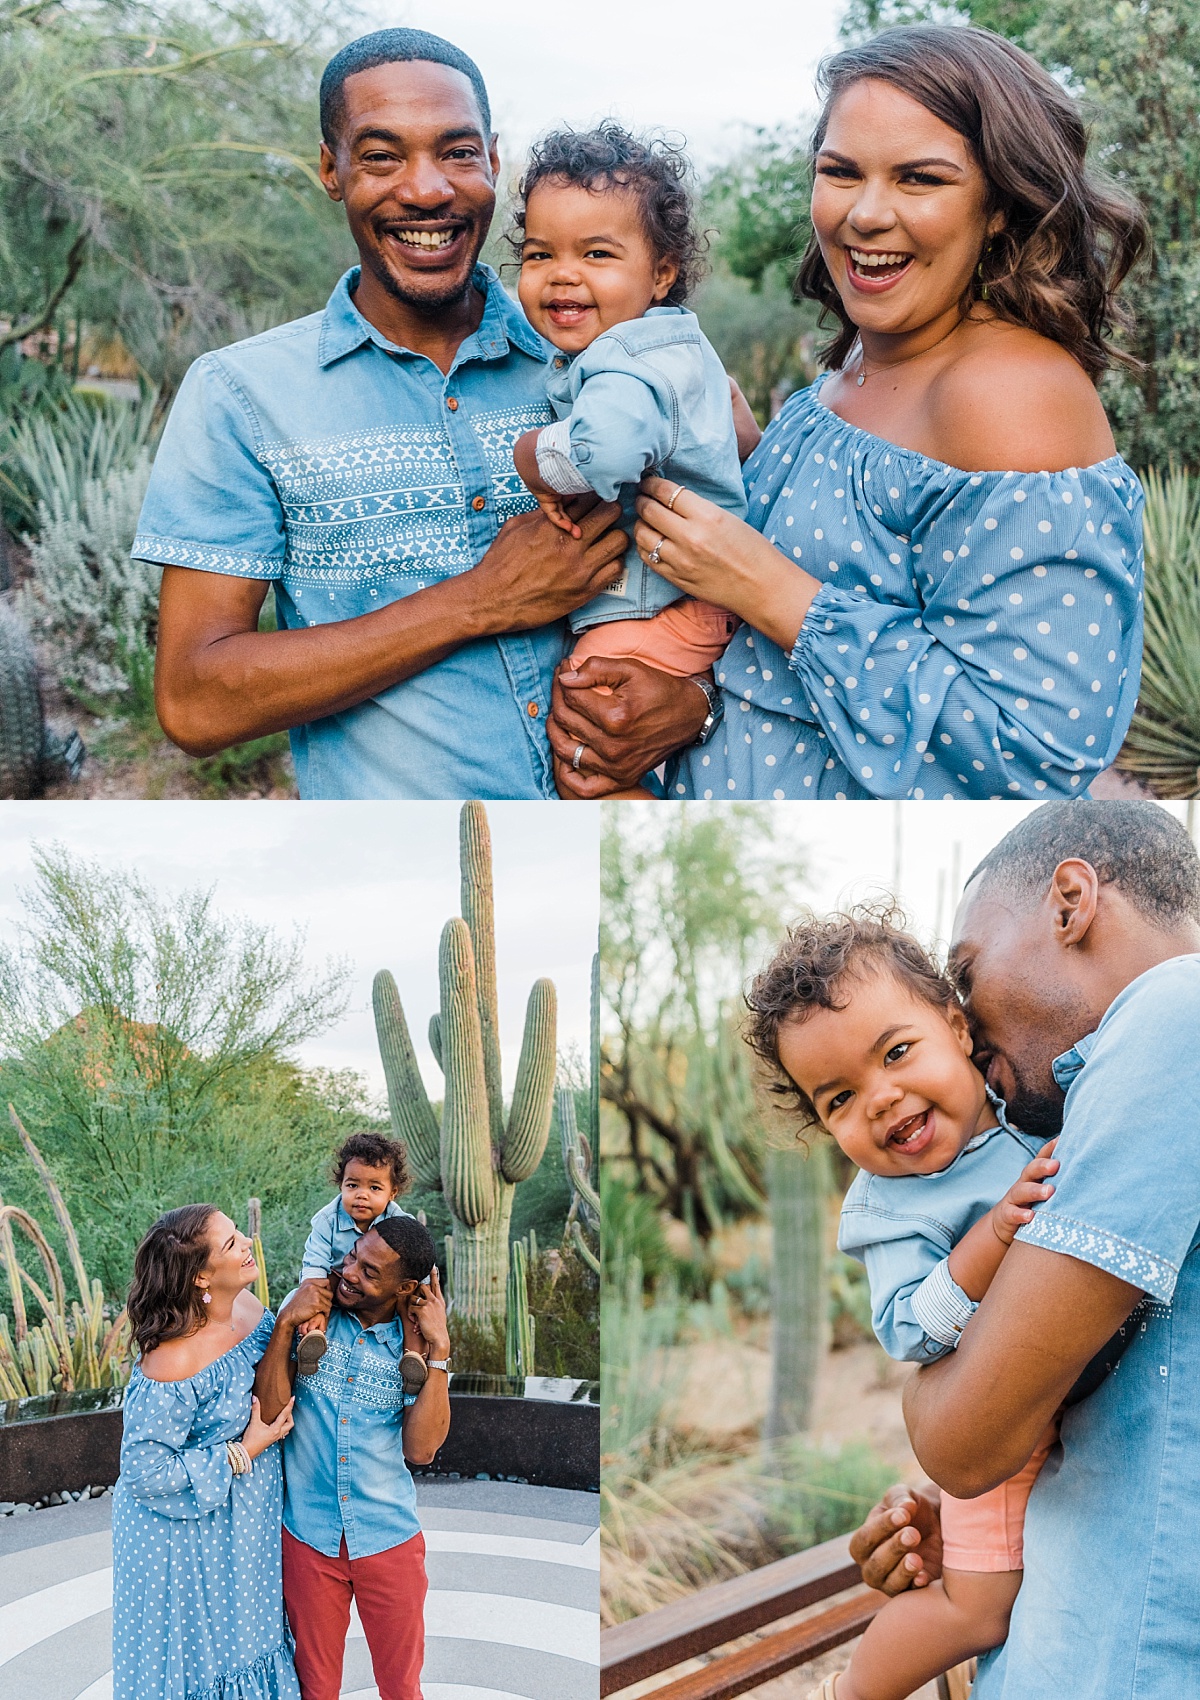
[320, 28, 492, 148]
[968, 801, 1200, 927]
[373, 1213, 436, 1283]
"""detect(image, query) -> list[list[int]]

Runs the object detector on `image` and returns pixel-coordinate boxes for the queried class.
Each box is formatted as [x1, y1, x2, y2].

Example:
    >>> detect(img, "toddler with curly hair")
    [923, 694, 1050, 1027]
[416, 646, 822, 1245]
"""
[746, 906, 1061, 1700]
[511, 122, 756, 792]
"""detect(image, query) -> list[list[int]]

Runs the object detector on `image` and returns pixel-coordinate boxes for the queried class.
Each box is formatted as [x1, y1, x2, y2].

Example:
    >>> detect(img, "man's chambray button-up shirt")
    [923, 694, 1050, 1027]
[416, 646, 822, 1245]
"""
[974, 954, 1200, 1699]
[282, 1304, 420, 1560]
[132, 265, 562, 799]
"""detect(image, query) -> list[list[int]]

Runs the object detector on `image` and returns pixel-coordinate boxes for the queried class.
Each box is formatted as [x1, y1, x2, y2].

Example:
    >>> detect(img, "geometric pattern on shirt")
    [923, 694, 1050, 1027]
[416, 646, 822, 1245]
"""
[306, 1332, 407, 1414]
[260, 404, 550, 586]
[1019, 1211, 1178, 1304]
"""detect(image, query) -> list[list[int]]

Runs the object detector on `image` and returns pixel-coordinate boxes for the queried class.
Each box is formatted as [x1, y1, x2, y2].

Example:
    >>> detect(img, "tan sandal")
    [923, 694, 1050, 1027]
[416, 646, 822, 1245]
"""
[805, 1676, 842, 1700]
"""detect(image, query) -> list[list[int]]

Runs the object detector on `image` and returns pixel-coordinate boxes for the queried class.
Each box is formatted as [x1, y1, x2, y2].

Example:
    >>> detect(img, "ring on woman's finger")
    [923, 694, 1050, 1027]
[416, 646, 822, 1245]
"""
[648, 535, 664, 566]
[571, 743, 586, 771]
[665, 484, 685, 512]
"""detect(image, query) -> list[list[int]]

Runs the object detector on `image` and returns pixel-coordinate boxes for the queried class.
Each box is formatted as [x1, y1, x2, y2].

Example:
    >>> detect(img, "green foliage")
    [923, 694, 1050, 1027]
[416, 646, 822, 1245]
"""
[704, 128, 813, 290]
[760, 1437, 900, 1553]
[692, 268, 818, 425]
[0, 390, 157, 535]
[1114, 466, 1200, 795]
[526, 1246, 598, 1379]
[0, 0, 354, 397]
[599, 1168, 671, 1284]
[601, 804, 808, 1238]
[828, 1249, 875, 1347]
[0, 842, 351, 1295]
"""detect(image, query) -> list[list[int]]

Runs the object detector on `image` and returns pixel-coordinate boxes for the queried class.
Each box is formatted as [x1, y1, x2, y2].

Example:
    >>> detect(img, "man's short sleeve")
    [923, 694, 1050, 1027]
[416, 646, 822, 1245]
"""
[1016, 956, 1200, 1302]
[132, 354, 286, 579]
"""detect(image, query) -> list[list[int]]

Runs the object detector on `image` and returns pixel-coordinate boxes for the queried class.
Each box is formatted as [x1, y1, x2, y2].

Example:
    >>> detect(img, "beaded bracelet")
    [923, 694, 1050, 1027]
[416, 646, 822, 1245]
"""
[226, 1440, 253, 1476]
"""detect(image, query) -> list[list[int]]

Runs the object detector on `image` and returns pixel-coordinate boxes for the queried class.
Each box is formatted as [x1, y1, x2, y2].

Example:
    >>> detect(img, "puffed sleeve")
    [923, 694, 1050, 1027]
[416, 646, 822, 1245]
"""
[537, 366, 677, 503]
[132, 352, 286, 579]
[788, 466, 1143, 798]
[118, 1378, 235, 1518]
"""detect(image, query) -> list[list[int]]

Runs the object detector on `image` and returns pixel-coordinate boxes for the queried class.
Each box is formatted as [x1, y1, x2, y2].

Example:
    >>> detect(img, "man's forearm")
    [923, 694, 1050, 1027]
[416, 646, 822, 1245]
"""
[402, 1371, 451, 1465]
[253, 1315, 299, 1423]
[156, 566, 504, 756]
[903, 1241, 1141, 1498]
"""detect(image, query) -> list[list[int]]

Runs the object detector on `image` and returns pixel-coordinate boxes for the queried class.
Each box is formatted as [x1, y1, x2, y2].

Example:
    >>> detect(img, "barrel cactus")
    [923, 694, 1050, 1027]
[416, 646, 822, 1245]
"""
[373, 802, 557, 1325]
[0, 601, 45, 797]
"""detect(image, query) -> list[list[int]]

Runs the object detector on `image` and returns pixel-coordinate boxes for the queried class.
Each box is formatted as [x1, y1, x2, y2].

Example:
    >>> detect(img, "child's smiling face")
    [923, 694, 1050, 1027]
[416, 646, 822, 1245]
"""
[340, 1158, 398, 1226]
[518, 178, 678, 353]
[777, 967, 996, 1177]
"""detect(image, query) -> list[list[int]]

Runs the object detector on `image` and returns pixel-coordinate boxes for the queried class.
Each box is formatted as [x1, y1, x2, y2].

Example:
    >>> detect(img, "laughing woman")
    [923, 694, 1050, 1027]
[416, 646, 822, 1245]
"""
[632, 25, 1148, 800]
[112, 1206, 299, 1700]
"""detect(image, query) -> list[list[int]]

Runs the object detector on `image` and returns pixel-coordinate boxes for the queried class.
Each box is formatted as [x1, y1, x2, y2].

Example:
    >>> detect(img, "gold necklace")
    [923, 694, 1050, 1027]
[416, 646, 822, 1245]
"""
[854, 321, 963, 386]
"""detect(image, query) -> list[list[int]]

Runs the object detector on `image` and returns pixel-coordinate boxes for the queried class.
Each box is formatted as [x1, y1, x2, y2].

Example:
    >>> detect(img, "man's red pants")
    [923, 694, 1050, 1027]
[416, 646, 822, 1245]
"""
[282, 1525, 427, 1700]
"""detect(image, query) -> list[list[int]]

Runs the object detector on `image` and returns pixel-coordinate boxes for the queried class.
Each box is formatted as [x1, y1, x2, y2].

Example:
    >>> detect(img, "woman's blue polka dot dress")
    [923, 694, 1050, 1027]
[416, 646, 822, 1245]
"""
[674, 381, 1144, 800]
[112, 1311, 300, 1700]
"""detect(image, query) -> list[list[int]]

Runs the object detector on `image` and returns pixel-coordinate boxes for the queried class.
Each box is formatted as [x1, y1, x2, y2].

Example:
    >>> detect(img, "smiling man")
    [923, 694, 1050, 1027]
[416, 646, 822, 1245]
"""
[849, 800, 1200, 1698]
[254, 1215, 451, 1700]
[136, 29, 647, 798]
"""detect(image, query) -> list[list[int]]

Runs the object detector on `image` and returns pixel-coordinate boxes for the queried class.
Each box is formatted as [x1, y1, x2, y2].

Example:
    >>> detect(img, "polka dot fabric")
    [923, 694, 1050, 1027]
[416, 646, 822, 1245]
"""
[112, 1311, 300, 1700]
[674, 382, 1144, 800]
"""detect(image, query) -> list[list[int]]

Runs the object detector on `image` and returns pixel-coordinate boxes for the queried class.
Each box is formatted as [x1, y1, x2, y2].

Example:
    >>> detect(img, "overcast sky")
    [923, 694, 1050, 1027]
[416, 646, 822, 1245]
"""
[363, 0, 844, 170]
[0, 803, 598, 1103]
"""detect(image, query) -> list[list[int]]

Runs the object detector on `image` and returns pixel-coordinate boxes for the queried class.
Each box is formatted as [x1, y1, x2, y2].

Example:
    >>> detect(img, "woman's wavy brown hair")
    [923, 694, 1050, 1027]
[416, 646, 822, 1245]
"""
[126, 1204, 218, 1355]
[795, 24, 1149, 381]
[744, 901, 958, 1133]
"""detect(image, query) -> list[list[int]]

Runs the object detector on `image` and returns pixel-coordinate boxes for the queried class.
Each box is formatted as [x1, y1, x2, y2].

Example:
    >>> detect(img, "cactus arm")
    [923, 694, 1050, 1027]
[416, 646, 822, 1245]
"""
[556, 1086, 600, 1230]
[570, 1218, 600, 1275]
[0, 1202, 67, 1318]
[500, 978, 557, 1183]
[372, 970, 442, 1189]
[429, 1012, 443, 1072]
[438, 919, 494, 1227]
[459, 802, 504, 1147]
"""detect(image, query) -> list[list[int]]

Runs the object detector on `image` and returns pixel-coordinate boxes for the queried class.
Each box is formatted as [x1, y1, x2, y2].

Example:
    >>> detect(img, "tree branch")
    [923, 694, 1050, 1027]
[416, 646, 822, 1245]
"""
[0, 230, 88, 354]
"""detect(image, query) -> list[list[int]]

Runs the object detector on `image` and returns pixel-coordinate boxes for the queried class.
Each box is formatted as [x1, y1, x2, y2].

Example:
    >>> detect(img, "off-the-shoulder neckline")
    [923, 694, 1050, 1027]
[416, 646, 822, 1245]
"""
[133, 1306, 270, 1386]
[795, 381, 1130, 481]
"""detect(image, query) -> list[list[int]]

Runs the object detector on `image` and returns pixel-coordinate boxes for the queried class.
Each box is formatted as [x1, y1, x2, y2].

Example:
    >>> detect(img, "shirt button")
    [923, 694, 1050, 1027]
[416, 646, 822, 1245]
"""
[341, 1418, 348, 1425]
[340, 1456, 347, 1463]
[527, 702, 539, 718]
[347, 1375, 355, 1383]
[342, 1494, 349, 1502]
[554, 357, 567, 369]
[446, 397, 459, 411]
[471, 495, 486, 512]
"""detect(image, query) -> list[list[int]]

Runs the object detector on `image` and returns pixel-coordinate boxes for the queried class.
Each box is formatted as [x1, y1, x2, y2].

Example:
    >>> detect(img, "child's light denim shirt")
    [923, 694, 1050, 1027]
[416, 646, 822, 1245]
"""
[132, 266, 566, 800]
[973, 954, 1200, 1699]
[300, 1195, 411, 1282]
[534, 306, 746, 631]
[838, 1101, 1042, 1363]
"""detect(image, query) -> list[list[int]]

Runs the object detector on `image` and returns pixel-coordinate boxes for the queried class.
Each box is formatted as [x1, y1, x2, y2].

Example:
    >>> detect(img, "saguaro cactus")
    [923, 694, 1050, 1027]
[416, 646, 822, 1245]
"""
[764, 1139, 829, 1443]
[559, 952, 600, 1274]
[373, 802, 557, 1325]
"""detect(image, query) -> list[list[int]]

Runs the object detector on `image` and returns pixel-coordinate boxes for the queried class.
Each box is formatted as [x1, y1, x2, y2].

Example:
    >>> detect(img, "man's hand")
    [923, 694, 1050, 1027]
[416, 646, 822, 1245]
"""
[548, 656, 708, 796]
[408, 1266, 451, 1361]
[155, 502, 626, 757]
[849, 1484, 943, 1595]
[277, 1278, 335, 1332]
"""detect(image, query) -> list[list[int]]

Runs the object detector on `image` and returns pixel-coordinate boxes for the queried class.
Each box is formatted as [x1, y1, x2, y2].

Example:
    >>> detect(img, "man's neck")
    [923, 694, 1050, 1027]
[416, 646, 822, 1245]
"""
[352, 266, 487, 376]
[344, 1298, 397, 1330]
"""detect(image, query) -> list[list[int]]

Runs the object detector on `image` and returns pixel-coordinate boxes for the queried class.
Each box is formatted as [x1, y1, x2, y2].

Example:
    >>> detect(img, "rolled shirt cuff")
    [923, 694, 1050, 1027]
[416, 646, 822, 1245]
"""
[910, 1255, 978, 1348]
[535, 421, 594, 496]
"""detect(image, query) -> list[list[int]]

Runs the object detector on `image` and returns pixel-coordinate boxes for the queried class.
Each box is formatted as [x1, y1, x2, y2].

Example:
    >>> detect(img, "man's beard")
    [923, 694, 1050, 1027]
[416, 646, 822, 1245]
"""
[370, 247, 478, 314]
[1003, 1075, 1065, 1140]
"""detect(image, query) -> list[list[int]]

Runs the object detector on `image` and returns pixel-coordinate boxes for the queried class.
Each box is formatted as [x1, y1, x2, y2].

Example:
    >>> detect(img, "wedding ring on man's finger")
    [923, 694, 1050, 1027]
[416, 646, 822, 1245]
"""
[665, 484, 684, 512]
[571, 743, 586, 771]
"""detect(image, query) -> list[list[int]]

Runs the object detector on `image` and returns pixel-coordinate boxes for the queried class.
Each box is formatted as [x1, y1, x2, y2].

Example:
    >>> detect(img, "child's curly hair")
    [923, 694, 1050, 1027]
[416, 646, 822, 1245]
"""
[332, 1130, 410, 1194]
[744, 901, 958, 1132]
[512, 121, 707, 305]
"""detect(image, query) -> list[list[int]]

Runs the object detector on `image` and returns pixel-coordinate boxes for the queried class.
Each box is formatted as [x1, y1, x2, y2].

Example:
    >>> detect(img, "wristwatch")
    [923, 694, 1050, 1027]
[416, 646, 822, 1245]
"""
[426, 1357, 452, 1373]
[689, 674, 724, 746]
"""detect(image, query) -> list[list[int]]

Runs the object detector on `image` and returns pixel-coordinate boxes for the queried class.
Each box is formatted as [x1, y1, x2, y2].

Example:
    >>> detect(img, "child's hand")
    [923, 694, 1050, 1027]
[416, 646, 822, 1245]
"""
[991, 1141, 1059, 1246]
[536, 492, 582, 539]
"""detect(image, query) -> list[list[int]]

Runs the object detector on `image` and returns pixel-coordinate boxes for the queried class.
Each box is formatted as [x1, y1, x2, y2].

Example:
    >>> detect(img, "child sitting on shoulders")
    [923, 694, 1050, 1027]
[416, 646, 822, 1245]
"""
[511, 123, 758, 795]
[296, 1130, 428, 1389]
[745, 906, 1062, 1700]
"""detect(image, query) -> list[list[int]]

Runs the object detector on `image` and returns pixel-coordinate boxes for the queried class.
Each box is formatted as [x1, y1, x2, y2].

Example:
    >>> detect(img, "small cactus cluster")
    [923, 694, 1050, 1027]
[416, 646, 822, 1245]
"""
[559, 953, 600, 1275]
[373, 803, 558, 1326]
[506, 1231, 535, 1376]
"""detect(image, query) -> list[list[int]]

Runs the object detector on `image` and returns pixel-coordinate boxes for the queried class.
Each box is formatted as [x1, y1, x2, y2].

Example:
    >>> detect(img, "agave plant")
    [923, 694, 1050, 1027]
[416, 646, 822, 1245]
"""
[0, 389, 158, 535]
[0, 1105, 131, 1400]
[1116, 467, 1200, 797]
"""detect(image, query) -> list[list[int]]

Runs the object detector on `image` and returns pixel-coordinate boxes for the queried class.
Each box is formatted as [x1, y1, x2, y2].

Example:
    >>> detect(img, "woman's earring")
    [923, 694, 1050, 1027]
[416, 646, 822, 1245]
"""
[201, 1291, 211, 1304]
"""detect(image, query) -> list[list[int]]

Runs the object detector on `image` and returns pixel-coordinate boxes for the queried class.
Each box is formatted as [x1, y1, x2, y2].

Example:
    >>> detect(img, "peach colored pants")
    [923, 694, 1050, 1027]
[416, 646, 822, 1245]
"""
[939, 1421, 1058, 1571]
[570, 598, 738, 681]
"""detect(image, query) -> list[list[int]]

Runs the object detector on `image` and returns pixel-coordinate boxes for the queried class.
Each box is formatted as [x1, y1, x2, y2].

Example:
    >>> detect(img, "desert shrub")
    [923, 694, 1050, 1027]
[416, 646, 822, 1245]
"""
[761, 1437, 899, 1553]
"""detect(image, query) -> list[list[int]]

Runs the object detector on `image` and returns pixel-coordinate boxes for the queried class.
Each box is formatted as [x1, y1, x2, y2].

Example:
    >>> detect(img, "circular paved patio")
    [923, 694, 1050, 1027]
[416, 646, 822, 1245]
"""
[0, 1478, 599, 1700]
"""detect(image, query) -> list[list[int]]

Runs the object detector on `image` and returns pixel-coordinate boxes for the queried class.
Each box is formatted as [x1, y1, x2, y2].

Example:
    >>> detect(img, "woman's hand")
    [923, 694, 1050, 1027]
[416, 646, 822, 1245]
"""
[848, 1484, 944, 1594]
[635, 477, 820, 653]
[241, 1393, 295, 1460]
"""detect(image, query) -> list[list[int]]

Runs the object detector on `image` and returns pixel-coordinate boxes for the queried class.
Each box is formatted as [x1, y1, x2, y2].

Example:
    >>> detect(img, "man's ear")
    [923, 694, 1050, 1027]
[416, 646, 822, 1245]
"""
[319, 139, 343, 203]
[1048, 858, 1100, 947]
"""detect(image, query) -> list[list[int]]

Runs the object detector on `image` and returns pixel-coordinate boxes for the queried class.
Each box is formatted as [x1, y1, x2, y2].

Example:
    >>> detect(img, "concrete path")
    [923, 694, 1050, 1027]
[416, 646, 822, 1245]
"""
[0, 1480, 599, 1700]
